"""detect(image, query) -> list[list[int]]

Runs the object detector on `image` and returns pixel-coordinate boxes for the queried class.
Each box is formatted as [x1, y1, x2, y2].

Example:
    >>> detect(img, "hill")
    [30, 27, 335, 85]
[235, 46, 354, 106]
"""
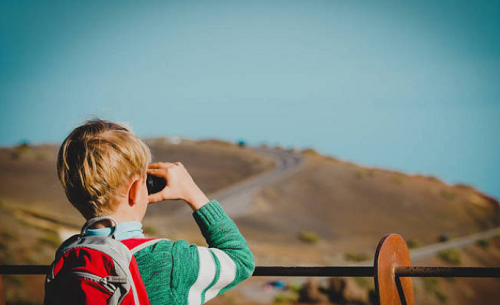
[0, 141, 499, 305]
[238, 151, 499, 265]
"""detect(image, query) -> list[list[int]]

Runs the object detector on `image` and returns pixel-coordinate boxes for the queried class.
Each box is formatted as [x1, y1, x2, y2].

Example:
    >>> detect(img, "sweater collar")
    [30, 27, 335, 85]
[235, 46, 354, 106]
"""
[84, 221, 145, 241]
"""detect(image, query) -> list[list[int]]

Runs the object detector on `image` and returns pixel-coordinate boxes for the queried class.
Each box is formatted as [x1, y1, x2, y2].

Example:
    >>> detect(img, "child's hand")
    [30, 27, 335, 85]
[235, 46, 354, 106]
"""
[147, 162, 209, 211]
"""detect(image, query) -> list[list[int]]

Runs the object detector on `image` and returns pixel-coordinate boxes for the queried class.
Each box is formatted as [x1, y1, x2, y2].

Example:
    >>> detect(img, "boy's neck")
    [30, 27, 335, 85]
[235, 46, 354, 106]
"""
[90, 218, 115, 229]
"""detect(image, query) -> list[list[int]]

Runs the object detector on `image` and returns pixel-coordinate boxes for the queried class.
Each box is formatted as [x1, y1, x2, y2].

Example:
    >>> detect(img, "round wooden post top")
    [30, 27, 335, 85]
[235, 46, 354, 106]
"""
[374, 234, 414, 305]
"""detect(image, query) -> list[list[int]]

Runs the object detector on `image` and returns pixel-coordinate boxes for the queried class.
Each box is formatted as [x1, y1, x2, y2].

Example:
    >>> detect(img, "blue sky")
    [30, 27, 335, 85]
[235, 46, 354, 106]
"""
[1, 0, 499, 199]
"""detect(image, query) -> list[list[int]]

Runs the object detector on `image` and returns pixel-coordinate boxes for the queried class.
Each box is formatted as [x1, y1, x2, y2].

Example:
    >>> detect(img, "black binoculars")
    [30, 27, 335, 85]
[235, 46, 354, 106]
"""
[146, 174, 167, 195]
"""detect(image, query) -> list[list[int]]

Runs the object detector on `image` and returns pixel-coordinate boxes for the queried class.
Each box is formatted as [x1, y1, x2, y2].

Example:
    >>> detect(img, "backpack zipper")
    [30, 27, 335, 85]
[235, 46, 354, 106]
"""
[71, 271, 127, 293]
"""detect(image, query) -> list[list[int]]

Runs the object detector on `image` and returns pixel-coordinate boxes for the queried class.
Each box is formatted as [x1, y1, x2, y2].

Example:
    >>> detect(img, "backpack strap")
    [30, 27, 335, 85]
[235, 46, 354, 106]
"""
[119, 238, 168, 305]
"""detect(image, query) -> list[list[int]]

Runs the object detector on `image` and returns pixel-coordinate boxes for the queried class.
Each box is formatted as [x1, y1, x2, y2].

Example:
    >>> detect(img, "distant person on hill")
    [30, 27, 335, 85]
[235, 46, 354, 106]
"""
[44, 119, 255, 305]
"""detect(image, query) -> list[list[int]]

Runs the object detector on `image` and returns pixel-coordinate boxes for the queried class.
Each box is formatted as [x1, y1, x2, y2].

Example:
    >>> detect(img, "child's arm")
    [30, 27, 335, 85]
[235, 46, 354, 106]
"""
[147, 162, 255, 305]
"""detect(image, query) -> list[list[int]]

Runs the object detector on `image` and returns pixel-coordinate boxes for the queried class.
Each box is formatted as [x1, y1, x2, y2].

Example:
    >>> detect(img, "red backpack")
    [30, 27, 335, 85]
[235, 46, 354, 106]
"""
[44, 217, 160, 305]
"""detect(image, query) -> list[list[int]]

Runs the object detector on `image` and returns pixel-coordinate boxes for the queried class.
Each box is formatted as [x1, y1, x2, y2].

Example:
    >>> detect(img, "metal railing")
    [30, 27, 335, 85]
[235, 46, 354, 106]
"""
[1, 234, 500, 305]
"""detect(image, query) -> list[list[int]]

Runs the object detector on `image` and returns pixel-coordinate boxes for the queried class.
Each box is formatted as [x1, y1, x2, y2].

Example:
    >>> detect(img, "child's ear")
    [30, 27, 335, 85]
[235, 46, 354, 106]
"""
[128, 176, 142, 207]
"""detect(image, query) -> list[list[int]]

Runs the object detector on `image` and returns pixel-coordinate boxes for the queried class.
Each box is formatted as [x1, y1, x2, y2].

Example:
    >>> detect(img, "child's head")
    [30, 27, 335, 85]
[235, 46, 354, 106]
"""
[57, 119, 151, 219]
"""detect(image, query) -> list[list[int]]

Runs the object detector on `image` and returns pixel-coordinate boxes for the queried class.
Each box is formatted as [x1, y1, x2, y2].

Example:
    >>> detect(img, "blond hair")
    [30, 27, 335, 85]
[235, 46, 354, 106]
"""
[57, 119, 151, 219]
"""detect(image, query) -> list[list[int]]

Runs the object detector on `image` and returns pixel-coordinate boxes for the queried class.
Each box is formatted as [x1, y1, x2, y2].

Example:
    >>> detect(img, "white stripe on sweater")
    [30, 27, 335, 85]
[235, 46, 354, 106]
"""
[130, 238, 169, 254]
[204, 249, 237, 301]
[188, 247, 216, 305]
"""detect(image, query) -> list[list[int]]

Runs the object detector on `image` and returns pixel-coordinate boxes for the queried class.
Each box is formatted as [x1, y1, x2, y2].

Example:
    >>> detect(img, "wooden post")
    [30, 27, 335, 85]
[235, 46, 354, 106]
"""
[374, 234, 415, 305]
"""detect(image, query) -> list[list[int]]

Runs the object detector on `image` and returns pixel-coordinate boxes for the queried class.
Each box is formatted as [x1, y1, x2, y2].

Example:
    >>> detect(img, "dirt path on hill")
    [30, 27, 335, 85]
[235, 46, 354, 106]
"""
[409, 227, 500, 261]
[348, 227, 500, 266]
[170, 147, 305, 218]
[213, 147, 305, 218]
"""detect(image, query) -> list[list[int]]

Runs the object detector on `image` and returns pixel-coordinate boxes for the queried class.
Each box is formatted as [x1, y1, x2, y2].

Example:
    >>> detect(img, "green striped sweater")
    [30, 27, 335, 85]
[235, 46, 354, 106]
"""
[133, 200, 255, 305]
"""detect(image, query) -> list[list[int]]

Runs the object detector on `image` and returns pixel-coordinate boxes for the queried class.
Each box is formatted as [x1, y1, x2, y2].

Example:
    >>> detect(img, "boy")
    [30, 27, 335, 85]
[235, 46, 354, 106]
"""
[50, 119, 255, 304]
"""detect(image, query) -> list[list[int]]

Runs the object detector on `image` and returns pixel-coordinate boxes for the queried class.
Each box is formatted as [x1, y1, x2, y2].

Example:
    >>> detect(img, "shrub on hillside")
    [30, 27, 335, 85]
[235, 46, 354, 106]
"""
[287, 280, 302, 293]
[406, 239, 422, 249]
[298, 231, 320, 244]
[274, 293, 298, 304]
[438, 232, 454, 242]
[476, 239, 490, 249]
[345, 252, 369, 262]
[454, 183, 473, 190]
[355, 170, 365, 179]
[198, 139, 234, 147]
[390, 175, 404, 185]
[437, 249, 461, 265]
[301, 148, 320, 156]
[353, 277, 374, 290]
[440, 189, 457, 201]
[11, 141, 32, 159]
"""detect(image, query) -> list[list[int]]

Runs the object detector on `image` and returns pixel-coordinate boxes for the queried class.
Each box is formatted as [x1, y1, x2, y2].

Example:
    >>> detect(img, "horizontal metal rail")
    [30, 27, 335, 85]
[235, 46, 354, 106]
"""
[396, 266, 500, 278]
[1, 265, 499, 278]
[253, 266, 374, 277]
[0, 265, 50, 275]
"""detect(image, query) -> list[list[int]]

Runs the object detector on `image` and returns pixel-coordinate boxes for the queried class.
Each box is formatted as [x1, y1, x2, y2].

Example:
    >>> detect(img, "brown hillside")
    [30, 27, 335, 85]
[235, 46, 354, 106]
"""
[236, 152, 499, 265]
[1, 142, 499, 305]
[0, 140, 274, 224]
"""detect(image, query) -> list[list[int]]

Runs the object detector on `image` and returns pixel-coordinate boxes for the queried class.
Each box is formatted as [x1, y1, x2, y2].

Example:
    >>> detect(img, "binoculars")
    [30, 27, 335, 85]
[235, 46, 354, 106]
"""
[146, 174, 167, 195]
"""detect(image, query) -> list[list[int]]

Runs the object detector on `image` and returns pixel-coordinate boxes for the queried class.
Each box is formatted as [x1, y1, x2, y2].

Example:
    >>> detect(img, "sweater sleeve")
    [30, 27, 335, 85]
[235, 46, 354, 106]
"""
[170, 200, 255, 305]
